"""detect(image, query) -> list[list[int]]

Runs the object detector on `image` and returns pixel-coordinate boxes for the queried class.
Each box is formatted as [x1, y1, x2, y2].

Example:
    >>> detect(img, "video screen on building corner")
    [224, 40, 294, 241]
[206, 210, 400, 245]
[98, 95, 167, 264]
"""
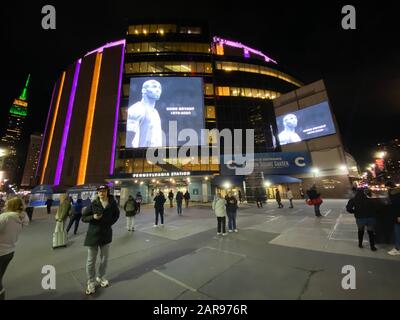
[276, 101, 336, 145]
[126, 76, 205, 148]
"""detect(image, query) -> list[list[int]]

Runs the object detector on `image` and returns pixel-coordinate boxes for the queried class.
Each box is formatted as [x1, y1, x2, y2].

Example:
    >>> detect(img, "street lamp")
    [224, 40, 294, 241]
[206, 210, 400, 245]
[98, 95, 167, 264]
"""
[264, 181, 271, 188]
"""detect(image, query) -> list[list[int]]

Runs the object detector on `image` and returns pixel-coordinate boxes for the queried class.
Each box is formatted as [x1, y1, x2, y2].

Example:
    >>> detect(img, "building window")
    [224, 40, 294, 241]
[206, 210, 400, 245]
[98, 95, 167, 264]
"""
[126, 42, 210, 54]
[125, 62, 212, 74]
[204, 83, 214, 96]
[206, 106, 216, 119]
[215, 86, 280, 100]
[216, 61, 302, 87]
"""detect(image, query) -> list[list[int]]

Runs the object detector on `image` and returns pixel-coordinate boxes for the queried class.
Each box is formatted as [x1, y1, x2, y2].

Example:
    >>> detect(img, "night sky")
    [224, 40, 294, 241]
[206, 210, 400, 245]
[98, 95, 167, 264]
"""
[1, 1, 399, 169]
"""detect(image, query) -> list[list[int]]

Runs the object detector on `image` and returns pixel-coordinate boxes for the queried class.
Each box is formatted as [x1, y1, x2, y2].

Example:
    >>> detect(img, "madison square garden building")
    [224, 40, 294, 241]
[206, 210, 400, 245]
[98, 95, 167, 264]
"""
[36, 21, 355, 203]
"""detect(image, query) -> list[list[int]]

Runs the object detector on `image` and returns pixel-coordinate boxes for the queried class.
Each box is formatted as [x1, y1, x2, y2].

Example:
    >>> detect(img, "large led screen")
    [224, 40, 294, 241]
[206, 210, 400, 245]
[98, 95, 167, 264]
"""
[276, 101, 336, 145]
[126, 77, 204, 148]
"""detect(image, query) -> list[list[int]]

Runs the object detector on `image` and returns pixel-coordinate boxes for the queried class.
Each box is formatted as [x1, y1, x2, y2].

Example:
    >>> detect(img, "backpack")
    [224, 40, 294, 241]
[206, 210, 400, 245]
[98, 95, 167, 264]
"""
[126, 200, 135, 212]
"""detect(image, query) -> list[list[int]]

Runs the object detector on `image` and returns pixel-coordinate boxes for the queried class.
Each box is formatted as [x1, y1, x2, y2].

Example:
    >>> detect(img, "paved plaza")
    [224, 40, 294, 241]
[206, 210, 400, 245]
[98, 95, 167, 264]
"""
[4, 199, 400, 300]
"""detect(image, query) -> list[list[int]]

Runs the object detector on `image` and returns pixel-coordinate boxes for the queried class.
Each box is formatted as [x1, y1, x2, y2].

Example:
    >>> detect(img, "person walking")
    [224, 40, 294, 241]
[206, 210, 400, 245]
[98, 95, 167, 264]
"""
[386, 181, 400, 256]
[0, 197, 29, 300]
[275, 189, 283, 208]
[255, 188, 263, 208]
[45, 197, 53, 214]
[82, 185, 120, 295]
[346, 188, 378, 251]
[168, 190, 174, 208]
[24, 196, 34, 222]
[212, 193, 227, 236]
[226, 192, 239, 232]
[176, 190, 183, 216]
[135, 192, 143, 213]
[299, 187, 305, 199]
[66, 198, 83, 235]
[307, 184, 323, 217]
[124, 195, 137, 232]
[184, 190, 190, 208]
[52, 194, 71, 249]
[153, 191, 166, 227]
[287, 188, 294, 208]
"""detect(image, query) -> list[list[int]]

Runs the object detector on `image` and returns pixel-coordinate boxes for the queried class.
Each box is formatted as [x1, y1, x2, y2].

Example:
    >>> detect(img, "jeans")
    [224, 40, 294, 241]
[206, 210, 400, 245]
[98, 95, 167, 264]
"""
[86, 244, 110, 283]
[289, 199, 293, 208]
[47, 205, 51, 214]
[394, 224, 400, 249]
[155, 208, 164, 225]
[126, 216, 135, 230]
[314, 204, 321, 216]
[185, 200, 189, 208]
[66, 214, 82, 234]
[177, 202, 182, 215]
[217, 217, 226, 234]
[227, 211, 237, 230]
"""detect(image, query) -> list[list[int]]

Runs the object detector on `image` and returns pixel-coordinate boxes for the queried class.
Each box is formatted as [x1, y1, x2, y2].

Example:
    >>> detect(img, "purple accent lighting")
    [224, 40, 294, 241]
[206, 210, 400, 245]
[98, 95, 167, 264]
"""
[109, 40, 126, 175]
[85, 40, 127, 57]
[54, 59, 82, 185]
[213, 36, 277, 64]
[36, 84, 57, 178]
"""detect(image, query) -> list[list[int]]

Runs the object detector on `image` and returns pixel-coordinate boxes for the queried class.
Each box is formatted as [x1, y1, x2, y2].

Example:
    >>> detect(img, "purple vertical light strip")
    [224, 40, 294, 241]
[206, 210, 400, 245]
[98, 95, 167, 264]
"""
[54, 59, 82, 185]
[110, 41, 126, 175]
[36, 83, 57, 178]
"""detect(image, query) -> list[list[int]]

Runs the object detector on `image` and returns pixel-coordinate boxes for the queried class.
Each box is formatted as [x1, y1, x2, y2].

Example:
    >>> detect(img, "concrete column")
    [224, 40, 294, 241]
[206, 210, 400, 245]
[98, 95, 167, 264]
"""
[202, 180, 208, 202]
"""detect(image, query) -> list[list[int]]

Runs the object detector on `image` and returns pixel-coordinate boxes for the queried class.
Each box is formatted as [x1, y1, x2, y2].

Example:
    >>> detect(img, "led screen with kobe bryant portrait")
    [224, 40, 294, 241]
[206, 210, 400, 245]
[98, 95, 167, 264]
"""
[276, 101, 336, 146]
[126, 76, 205, 149]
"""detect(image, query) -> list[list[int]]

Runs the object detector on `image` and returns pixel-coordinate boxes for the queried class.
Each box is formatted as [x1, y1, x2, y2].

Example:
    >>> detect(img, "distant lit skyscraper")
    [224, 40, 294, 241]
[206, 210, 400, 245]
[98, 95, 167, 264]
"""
[0, 74, 30, 183]
[21, 133, 42, 187]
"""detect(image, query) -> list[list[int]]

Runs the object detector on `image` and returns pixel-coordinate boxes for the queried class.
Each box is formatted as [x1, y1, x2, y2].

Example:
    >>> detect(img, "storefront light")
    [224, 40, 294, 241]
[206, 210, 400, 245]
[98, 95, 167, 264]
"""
[264, 181, 271, 187]
[223, 182, 231, 189]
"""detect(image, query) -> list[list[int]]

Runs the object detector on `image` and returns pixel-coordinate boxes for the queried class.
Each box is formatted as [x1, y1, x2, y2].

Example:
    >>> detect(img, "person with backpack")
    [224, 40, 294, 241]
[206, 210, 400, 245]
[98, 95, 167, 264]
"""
[124, 195, 137, 232]
[346, 188, 378, 251]
[66, 198, 83, 235]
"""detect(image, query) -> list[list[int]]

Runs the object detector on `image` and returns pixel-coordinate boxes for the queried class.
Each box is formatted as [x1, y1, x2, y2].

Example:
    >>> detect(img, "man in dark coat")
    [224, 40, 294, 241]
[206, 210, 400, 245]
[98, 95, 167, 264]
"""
[176, 191, 184, 216]
[82, 185, 120, 295]
[275, 189, 283, 208]
[154, 191, 166, 226]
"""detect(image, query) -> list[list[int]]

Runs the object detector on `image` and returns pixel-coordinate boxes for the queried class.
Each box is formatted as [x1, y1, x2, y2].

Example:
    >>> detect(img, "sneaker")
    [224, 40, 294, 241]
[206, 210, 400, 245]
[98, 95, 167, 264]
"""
[228, 230, 233, 233]
[371, 246, 377, 252]
[96, 277, 109, 288]
[153, 224, 158, 227]
[217, 232, 221, 236]
[388, 248, 400, 256]
[222, 233, 228, 236]
[234, 229, 238, 233]
[85, 281, 96, 295]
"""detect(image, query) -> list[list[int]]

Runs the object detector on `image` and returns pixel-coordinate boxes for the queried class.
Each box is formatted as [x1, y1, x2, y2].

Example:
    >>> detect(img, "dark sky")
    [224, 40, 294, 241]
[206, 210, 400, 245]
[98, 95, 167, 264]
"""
[1, 1, 399, 169]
